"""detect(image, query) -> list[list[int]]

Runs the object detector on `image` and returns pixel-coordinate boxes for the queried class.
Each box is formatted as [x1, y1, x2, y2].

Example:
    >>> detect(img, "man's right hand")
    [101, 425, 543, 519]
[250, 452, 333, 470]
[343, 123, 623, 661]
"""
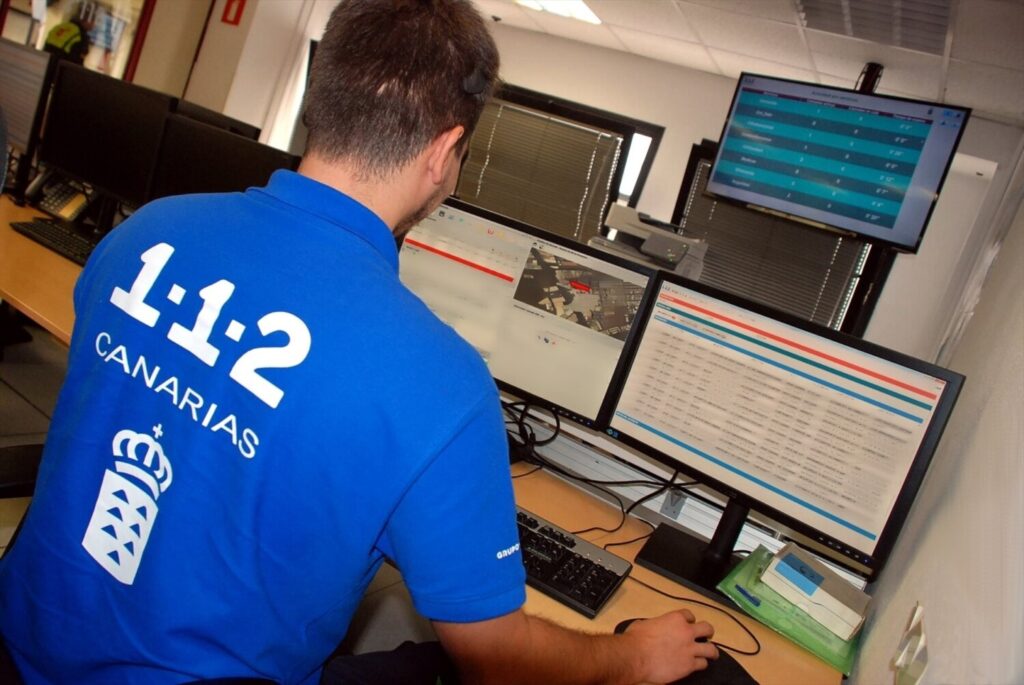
[620, 610, 720, 683]
[434, 607, 719, 684]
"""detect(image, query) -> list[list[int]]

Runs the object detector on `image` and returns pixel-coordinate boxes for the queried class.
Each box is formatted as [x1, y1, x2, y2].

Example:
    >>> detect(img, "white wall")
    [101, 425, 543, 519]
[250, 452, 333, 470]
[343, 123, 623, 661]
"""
[184, 0, 259, 116]
[132, 0, 210, 98]
[851, 184, 1024, 685]
[864, 154, 997, 361]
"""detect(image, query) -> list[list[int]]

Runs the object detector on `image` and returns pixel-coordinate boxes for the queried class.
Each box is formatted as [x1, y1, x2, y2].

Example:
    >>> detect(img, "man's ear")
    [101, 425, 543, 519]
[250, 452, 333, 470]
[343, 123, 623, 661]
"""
[426, 125, 465, 185]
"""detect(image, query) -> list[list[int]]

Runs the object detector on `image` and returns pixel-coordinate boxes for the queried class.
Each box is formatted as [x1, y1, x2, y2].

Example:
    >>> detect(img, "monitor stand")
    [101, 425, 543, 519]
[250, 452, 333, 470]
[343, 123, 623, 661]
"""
[634, 498, 749, 605]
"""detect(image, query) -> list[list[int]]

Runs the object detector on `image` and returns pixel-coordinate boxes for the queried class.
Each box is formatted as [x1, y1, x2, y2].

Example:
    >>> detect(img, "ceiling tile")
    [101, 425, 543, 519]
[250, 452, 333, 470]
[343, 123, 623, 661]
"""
[678, 3, 814, 69]
[588, 0, 699, 42]
[610, 26, 718, 73]
[806, 30, 944, 99]
[708, 48, 819, 82]
[678, 0, 802, 24]
[951, 0, 1024, 70]
[472, 0, 545, 31]
[946, 59, 1024, 120]
[522, 8, 626, 51]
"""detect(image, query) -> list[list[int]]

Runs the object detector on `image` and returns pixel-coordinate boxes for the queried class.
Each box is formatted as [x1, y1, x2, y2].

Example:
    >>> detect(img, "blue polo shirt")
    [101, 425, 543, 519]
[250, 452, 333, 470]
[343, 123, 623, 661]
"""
[0, 171, 526, 684]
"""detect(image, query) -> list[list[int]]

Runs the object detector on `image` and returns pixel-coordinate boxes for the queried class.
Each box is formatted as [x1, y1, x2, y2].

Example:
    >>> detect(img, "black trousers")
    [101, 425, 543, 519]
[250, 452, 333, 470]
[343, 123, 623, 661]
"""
[320, 641, 459, 685]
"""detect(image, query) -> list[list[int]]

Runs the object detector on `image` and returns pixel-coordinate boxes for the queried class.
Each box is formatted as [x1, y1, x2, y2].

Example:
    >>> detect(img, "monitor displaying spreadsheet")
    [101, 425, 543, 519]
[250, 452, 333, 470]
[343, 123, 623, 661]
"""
[607, 273, 963, 581]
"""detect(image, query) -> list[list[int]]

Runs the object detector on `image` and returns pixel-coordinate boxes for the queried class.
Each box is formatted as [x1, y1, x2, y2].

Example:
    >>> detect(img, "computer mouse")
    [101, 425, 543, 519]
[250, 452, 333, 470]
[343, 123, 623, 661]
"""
[613, 618, 761, 685]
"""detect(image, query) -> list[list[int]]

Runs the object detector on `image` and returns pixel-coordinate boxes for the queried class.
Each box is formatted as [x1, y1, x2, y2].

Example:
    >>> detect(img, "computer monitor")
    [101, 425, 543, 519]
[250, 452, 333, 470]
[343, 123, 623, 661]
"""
[174, 99, 261, 141]
[38, 62, 174, 209]
[0, 39, 54, 198]
[605, 272, 963, 595]
[707, 73, 970, 253]
[148, 114, 300, 200]
[400, 198, 655, 428]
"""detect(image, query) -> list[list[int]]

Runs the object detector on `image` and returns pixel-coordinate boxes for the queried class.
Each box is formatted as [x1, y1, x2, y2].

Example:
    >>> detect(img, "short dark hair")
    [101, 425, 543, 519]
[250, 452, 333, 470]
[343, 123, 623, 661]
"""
[303, 0, 499, 177]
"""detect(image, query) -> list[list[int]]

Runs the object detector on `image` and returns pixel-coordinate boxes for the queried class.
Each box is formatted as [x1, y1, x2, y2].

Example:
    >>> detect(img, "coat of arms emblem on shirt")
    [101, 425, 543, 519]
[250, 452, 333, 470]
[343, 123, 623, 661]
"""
[81, 426, 173, 585]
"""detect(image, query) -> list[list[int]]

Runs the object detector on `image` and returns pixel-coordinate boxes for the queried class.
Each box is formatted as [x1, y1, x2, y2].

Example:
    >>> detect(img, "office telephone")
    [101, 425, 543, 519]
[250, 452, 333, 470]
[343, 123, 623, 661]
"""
[25, 171, 91, 222]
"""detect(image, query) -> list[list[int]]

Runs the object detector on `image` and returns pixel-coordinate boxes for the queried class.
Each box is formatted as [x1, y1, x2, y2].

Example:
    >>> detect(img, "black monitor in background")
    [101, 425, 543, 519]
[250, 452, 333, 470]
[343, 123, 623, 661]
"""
[0, 39, 55, 198]
[148, 114, 300, 201]
[39, 62, 173, 212]
[706, 73, 970, 253]
[175, 99, 261, 141]
[605, 272, 964, 598]
[399, 198, 656, 429]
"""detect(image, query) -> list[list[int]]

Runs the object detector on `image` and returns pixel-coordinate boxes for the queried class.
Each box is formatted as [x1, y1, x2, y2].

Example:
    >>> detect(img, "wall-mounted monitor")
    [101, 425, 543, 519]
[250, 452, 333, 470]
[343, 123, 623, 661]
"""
[706, 73, 970, 253]
[605, 272, 963, 595]
[400, 198, 655, 428]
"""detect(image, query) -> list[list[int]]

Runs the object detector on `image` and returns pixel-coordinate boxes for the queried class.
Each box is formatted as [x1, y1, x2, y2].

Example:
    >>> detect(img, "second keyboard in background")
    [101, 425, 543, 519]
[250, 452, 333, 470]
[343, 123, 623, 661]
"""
[11, 218, 97, 266]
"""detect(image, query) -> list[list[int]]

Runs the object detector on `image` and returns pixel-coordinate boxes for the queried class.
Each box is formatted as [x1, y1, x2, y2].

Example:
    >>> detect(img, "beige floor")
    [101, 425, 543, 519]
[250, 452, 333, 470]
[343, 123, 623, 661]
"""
[0, 318, 430, 652]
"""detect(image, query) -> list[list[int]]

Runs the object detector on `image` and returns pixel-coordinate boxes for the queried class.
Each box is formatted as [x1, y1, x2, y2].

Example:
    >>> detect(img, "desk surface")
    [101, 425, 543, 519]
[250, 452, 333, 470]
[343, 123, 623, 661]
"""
[513, 463, 842, 685]
[2, 192, 839, 684]
[0, 196, 79, 345]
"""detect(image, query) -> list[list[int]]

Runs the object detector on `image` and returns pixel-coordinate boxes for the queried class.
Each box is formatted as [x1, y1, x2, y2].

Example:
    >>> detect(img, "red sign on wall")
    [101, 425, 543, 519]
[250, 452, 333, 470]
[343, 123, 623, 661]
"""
[221, 0, 247, 26]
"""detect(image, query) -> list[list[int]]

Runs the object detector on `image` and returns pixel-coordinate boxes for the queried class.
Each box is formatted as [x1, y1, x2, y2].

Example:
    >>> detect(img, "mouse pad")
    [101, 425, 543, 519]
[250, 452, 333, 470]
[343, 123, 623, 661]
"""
[615, 619, 760, 685]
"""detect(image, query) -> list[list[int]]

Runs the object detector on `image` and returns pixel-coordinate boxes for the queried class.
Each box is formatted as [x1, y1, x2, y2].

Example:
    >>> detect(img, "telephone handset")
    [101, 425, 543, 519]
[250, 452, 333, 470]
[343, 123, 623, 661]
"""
[25, 170, 91, 222]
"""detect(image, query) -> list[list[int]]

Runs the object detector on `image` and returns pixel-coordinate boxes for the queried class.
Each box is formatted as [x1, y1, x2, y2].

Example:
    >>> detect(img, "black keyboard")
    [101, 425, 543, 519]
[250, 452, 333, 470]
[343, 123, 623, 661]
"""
[11, 218, 97, 265]
[517, 507, 631, 618]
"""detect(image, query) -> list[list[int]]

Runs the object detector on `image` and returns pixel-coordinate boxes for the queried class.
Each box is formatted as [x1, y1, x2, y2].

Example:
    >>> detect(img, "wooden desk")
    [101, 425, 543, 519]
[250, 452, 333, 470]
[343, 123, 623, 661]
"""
[0, 195, 79, 344]
[513, 463, 842, 685]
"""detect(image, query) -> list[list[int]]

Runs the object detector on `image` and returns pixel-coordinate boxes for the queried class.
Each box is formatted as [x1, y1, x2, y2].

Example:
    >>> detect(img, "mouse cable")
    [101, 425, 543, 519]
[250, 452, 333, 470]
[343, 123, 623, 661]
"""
[511, 464, 543, 479]
[571, 473, 698, 537]
[626, 576, 762, 656]
[571, 483, 668, 536]
[602, 529, 655, 551]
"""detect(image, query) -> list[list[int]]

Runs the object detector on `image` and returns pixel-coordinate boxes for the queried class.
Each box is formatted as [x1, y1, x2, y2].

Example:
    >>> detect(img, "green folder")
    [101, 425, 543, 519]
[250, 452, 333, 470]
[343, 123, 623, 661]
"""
[716, 545, 861, 675]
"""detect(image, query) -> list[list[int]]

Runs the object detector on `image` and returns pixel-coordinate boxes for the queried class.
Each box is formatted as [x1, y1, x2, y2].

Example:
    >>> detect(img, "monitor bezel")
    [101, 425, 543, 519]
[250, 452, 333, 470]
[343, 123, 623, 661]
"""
[148, 114, 300, 201]
[174, 99, 261, 141]
[706, 72, 971, 254]
[601, 269, 965, 578]
[409, 196, 659, 430]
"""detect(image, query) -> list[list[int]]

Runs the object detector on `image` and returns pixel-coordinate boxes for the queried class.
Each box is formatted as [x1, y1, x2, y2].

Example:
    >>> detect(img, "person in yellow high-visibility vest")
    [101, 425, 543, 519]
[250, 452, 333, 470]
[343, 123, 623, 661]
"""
[43, 16, 91, 64]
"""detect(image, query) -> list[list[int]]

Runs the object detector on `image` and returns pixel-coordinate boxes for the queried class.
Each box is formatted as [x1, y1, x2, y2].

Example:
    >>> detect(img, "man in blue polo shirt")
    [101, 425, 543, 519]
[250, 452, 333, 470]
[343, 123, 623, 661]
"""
[0, 1, 718, 683]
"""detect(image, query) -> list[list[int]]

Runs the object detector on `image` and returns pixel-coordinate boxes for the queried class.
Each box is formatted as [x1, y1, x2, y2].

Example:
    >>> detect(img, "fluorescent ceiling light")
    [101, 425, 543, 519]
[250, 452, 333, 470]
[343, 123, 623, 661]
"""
[516, 0, 602, 25]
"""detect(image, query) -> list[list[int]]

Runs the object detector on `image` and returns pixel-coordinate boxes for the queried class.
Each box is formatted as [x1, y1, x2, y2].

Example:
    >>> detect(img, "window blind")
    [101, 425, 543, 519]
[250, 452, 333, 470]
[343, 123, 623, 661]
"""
[679, 160, 871, 329]
[457, 99, 623, 245]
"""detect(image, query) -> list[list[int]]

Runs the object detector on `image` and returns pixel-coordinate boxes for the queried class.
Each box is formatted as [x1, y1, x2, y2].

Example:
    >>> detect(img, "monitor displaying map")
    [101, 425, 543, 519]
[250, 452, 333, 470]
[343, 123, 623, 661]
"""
[400, 199, 654, 426]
